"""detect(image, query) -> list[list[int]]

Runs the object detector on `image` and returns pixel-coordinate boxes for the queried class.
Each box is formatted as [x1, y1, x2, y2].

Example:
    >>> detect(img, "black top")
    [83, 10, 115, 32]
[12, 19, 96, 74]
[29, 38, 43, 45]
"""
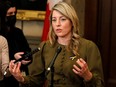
[6, 27, 32, 75]
[6, 27, 31, 60]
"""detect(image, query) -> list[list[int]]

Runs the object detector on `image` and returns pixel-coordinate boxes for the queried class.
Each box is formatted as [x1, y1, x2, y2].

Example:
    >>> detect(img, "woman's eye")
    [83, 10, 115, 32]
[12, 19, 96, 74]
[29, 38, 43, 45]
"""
[52, 19, 56, 22]
[61, 18, 66, 21]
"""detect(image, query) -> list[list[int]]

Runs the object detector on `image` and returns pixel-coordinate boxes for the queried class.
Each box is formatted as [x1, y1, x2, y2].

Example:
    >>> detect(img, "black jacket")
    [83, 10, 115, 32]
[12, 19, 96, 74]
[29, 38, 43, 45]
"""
[6, 27, 32, 75]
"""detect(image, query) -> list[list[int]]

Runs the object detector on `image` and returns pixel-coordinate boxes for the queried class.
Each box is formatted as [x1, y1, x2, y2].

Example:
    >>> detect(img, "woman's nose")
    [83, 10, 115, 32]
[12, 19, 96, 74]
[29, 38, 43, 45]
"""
[56, 20, 61, 26]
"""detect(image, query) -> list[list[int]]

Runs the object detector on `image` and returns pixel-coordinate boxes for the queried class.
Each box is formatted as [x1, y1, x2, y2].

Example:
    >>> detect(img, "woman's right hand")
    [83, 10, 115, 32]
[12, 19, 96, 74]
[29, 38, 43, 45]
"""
[9, 60, 24, 82]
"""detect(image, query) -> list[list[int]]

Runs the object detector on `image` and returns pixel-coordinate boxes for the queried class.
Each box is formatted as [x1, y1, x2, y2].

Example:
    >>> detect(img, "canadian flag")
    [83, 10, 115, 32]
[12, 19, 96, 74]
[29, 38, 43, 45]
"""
[41, 0, 62, 41]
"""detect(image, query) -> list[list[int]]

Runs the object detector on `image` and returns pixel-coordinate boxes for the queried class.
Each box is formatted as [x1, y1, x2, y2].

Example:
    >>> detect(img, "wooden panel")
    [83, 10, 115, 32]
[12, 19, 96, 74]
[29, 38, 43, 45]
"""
[107, 0, 116, 86]
[99, 0, 111, 86]
[84, 0, 116, 87]
[84, 0, 98, 43]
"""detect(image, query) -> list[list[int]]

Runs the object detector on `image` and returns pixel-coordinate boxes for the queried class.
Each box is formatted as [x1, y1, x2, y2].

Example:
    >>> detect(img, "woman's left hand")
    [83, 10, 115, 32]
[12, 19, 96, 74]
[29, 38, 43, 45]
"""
[72, 58, 92, 81]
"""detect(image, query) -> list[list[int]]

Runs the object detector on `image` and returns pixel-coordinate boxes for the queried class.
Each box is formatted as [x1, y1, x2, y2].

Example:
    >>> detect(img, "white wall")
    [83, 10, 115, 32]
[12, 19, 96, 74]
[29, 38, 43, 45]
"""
[16, 20, 44, 37]
[16, 20, 44, 49]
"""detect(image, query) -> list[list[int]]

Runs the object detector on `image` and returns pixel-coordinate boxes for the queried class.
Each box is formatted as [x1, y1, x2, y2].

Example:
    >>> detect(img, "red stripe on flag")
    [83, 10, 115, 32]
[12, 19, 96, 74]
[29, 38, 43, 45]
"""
[41, 0, 62, 41]
[41, 3, 51, 41]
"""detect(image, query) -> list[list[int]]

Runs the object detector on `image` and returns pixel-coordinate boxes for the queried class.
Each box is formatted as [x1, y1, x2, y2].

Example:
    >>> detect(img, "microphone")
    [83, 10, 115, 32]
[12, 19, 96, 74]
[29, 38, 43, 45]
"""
[14, 47, 40, 64]
[4, 47, 41, 76]
[46, 46, 62, 76]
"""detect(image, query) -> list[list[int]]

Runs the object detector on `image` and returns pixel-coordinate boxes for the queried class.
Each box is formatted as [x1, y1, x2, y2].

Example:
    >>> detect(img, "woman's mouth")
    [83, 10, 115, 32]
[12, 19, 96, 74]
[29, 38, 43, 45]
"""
[56, 29, 62, 33]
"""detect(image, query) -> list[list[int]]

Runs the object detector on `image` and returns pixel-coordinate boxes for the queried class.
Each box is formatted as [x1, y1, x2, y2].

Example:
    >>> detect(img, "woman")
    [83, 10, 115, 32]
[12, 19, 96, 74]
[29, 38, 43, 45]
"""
[0, 35, 10, 87]
[9, 2, 104, 87]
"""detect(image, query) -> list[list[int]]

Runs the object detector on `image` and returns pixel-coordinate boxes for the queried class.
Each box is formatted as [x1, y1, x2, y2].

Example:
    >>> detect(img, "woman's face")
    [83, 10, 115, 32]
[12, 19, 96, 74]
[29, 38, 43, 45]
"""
[6, 7, 16, 16]
[52, 10, 73, 38]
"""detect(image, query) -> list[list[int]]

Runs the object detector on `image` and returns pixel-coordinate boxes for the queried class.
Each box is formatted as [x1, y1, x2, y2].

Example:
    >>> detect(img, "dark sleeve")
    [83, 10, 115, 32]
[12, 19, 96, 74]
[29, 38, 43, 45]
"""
[14, 28, 32, 74]
[15, 28, 31, 52]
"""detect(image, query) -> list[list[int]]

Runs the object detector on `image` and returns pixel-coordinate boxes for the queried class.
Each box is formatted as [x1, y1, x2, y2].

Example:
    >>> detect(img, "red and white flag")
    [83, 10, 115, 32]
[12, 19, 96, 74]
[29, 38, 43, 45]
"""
[41, 0, 62, 41]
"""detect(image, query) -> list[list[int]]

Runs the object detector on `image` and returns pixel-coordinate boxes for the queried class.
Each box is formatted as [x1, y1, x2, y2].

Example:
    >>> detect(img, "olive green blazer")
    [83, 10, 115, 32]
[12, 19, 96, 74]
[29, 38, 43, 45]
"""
[21, 38, 104, 87]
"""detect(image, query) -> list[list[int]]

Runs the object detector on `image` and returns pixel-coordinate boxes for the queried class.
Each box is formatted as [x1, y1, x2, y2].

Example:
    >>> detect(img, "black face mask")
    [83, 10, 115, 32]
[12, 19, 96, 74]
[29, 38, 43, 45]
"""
[6, 15, 16, 28]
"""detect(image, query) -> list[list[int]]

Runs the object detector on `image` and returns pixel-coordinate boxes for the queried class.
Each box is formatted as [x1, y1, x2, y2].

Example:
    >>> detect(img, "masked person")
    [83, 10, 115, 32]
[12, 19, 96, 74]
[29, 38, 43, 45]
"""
[0, 1, 32, 87]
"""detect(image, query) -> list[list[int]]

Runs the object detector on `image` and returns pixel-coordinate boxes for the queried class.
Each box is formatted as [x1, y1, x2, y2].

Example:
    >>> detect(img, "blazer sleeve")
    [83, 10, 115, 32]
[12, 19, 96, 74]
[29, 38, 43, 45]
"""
[84, 40, 104, 87]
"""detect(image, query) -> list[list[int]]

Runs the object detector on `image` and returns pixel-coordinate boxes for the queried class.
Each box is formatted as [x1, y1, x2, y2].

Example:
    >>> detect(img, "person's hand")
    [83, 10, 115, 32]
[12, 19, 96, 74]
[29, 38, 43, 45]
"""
[9, 60, 24, 82]
[72, 58, 92, 81]
[14, 52, 31, 65]
[14, 52, 24, 60]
